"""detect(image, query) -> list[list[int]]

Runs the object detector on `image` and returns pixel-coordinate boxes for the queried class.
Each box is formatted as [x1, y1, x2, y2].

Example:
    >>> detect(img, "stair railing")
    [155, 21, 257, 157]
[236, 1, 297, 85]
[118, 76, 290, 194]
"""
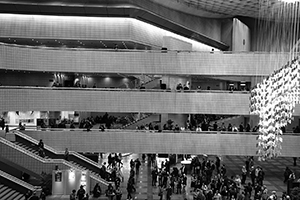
[12, 130, 108, 185]
[0, 169, 41, 192]
[0, 137, 108, 186]
[12, 130, 103, 172]
[121, 113, 153, 129]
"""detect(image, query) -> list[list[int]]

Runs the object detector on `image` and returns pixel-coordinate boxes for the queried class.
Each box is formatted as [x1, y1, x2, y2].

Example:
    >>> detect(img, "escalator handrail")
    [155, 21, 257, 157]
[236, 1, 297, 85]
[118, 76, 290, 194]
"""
[13, 130, 103, 171]
[11, 130, 109, 185]
[0, 169, 40, 191]
[0, 137, 108, 186]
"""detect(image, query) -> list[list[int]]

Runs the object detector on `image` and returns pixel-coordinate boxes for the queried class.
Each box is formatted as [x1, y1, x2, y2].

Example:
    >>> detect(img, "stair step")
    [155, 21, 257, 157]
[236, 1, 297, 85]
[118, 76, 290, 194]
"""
[19, 195, 26, 200]
[0, 187, 12, 199]
[0, 185, 8, 194]
[2, 190, 16, 199]
[6, 191, 21, 200]
[14, 193, 25, 200]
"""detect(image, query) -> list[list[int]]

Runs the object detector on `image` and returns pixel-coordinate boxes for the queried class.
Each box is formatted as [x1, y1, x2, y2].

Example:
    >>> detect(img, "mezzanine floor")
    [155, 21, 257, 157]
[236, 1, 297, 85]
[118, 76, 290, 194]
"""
[47, 154, 299, 200]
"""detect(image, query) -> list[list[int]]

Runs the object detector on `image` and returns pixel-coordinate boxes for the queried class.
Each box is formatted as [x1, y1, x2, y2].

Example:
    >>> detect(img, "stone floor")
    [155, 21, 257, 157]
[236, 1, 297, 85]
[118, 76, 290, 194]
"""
[47, 154, 300, 200]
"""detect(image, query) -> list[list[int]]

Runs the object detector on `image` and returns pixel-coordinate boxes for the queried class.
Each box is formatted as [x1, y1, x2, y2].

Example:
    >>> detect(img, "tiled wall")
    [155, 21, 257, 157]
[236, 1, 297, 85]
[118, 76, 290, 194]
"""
[0, 88, 250, 114]
[0, 45, 293, 76]
[24, 130, 300, 157]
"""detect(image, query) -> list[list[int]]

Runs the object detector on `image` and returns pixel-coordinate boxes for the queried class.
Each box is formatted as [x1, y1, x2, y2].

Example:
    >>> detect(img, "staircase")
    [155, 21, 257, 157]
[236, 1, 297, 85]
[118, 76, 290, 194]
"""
[121, 113, 153, 129]
[212, 116, 242, 127]
[12, 130, 111, 183]
[0, 169, 39, 200]
[0, 136, 109, 189]
[135, 75, 161, 89]
[0, 184, 25, 200]
[121, 114, 159, 129]
[13, 141, 50, 159]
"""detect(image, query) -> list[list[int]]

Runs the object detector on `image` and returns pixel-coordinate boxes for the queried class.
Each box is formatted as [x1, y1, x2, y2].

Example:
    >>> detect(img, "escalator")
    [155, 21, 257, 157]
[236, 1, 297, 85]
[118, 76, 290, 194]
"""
[0, 136, 109, 190]
[12, 130, 111, 182]
[0, 184, 25, 200]
[0, 169, 39, 200]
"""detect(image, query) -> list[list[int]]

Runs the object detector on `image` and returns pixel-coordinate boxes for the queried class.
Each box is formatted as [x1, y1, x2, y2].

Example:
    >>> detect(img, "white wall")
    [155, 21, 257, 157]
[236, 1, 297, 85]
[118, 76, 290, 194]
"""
[232, 18, 251, 52]
[163, 36, 192, 51]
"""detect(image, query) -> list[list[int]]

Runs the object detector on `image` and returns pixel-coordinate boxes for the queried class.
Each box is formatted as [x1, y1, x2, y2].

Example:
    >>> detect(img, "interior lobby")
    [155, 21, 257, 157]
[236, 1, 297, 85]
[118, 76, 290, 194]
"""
[0, 0, 300, 200]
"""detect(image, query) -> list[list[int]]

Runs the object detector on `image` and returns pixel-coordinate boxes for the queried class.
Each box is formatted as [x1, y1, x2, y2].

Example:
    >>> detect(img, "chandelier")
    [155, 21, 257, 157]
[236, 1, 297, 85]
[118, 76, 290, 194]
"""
[250, 58, 300, 161]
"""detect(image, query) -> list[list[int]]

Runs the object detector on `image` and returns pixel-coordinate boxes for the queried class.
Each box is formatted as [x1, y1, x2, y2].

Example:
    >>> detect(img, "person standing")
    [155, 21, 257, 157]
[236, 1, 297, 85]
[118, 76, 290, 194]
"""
[152, 167, 158, 186]
[0, 117, 5, 130]
[64, 148, 69, 161]
[38, 139, 44, 149]
[166, 185, 172, 200]
[135, 158, 141, 173]
[77, 185, 86, 200]
[241, 166, 247, 185]
[115, 187, 122, 200]
[70, 189, 76, 200]
[127, 182, 134, 200]
[158, 185, 164, 200]
[4, 125, 9, 138]
[93, 183, 101, 197]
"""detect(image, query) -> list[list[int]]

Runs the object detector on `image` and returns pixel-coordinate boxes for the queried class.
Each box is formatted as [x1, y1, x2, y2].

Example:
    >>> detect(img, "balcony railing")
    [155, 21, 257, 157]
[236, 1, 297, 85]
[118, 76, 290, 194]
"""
[0, 85, 250, 94]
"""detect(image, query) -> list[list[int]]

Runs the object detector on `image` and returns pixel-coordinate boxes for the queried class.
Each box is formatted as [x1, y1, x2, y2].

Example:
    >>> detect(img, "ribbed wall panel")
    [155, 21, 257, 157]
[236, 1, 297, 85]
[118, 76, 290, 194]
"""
[23, 130, 300, 157]
[0, 15, 131, 41]
[0, 88, 250, 114]
[0, 45, 293, 76]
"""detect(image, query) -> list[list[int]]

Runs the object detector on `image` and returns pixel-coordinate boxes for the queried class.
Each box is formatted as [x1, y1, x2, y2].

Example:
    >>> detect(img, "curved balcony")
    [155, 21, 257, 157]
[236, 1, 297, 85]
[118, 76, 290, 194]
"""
[18, 129, 300, 157]
[0, 44, 296, 76]
[0, 86, 250, 114]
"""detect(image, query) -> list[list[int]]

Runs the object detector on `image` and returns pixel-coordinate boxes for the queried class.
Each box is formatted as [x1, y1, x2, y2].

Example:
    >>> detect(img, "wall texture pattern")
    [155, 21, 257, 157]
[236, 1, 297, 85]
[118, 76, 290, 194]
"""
[23, 130, 300, 157]
[0, 45, 295, 76]
[0, 88, 250, 114]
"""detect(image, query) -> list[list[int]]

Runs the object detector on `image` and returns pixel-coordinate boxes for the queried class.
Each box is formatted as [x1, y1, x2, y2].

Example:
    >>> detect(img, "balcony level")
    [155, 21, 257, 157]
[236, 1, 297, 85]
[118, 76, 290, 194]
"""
[1, 86, 300, 115]
[0, 86, 250, 115]
[18, 129, 300, 157]
[0, 44, 296, 76]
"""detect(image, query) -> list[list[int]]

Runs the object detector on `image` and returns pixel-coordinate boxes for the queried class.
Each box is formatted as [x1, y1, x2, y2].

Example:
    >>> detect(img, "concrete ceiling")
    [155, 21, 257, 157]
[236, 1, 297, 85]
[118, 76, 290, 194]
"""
[0, 0, 298, 19]
[0, 0, 231, 50]
[0, 0, 297, 50]
[151, 0, 300, 19]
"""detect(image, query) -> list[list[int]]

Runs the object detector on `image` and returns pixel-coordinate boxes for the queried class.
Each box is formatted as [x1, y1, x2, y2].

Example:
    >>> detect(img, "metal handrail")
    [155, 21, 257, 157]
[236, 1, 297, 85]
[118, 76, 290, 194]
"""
[0, 169, 40, 191]
[13, 130, 103, 171]
[1, 41, 299, 55]
[12, 130, 108, 186]
[0, 137, 108, 186]
[0, 85, 251, 94]
[17, 128, 300, 135]
[0, 137, 45, 162]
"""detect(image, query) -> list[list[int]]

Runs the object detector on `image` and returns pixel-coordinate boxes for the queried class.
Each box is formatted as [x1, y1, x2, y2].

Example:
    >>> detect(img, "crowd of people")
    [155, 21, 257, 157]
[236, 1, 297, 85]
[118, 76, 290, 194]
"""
[22, 152, 294, 200]
[149, 155, 291, 200]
